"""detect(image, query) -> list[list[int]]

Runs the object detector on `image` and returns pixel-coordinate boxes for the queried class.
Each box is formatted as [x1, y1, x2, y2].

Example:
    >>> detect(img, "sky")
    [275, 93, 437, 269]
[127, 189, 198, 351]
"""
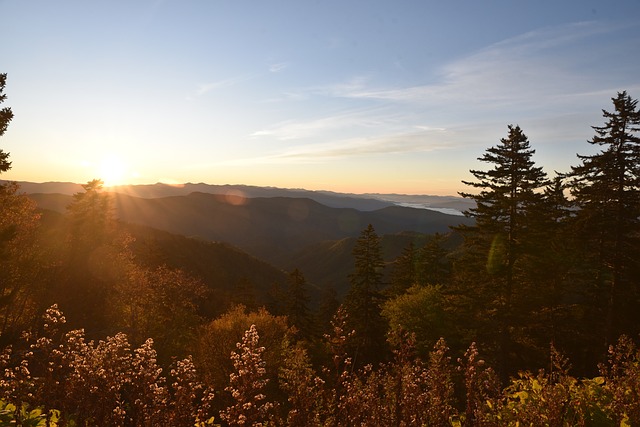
[1, 1, 639, 196]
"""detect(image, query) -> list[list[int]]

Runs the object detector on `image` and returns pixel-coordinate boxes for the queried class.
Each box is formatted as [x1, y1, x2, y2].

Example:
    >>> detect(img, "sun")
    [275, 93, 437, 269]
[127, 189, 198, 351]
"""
[99, 155, 127, 186]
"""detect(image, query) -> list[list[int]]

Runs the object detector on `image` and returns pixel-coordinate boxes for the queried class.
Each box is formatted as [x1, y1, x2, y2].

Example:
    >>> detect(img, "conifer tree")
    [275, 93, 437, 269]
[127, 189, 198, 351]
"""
[0, 184, 42, 338]
[316, 286, 340, 334]
[67, 179, 115, 249]
[61, 179, 124, 332]
[285, 268, 313, 340]
[231, 277, 259, 310]
[456, 125, 549, 377]
[0, 73, 14, 174]
[529, 177, 574, 329]
[567, 91, 640, 346]
[387, 241, 417, 297]
[0, 73, 44, 337]
[418, 233, 451, 286]
[344, 224, 388, 366]
[516, 175, 588, 368]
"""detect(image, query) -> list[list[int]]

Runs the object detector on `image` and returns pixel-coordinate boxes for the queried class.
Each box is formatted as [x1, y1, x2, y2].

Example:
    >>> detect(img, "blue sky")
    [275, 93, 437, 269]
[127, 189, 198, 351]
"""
[1, 1, 639, 195]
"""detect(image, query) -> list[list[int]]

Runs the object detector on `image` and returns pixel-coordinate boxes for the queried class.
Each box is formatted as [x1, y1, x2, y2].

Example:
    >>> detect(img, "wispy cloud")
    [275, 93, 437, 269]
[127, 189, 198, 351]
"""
[249, 106, 397, 140]
[235, 126, 458, 166]
[192, 74, 253, 97]
[275, 129, 452, 161]
[268, 62, 290, 73]
[329, 22, 629, 107]
[255, 76, 371, 104]
[282, 76, 371, 100]
[256, 22, 633, 140]
[246, 21, 640, 165]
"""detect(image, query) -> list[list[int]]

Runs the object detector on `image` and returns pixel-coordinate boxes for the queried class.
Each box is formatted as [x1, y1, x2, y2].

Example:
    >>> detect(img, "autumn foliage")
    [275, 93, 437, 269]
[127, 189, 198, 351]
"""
[0, 305, 639, 426]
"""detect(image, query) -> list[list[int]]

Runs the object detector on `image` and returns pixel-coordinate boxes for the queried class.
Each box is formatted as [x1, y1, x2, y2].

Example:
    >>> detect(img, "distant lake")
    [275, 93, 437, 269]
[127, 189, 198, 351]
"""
[395, 202, 465, 216]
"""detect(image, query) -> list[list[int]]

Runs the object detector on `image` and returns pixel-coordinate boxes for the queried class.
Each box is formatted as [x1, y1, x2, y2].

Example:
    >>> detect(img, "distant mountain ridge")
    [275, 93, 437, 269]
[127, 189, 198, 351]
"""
[8, 181, 474, 213]
[28, 190, 474, 267]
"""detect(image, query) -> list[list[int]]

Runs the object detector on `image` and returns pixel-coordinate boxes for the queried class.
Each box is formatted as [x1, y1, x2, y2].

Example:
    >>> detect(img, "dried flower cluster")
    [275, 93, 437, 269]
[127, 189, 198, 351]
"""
[0, 305, 214, 426]
[1, 305, 639, 426]
[220, 324, 275, 426]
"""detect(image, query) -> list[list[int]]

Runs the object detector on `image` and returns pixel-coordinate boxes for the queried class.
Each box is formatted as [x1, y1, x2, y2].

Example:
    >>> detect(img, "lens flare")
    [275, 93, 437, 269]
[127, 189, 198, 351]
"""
[99, 155, 126, 186]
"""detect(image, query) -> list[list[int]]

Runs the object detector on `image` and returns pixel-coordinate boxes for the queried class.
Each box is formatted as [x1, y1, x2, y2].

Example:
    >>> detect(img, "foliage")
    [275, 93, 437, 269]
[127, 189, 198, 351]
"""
[0, 182, 44, 339]
[109, 264, 209, 361]
[0, 399, 59, 427]
[457, 342, 501, 426]
[316, 286, 340, 335]
[333, 333, 457, 426]
[387, 241, 418, 296]
[382, 285, 450, 356]
[278, 340, 325, 426]
[0, 73, 47, 340]
[418, 233, 452, 286]
[66, 179, 115, 248]
[0, 305, 638, 426]
[455, 124, 556, 378]
[0, 305, 215, 426]
[195, 305, 293, 402]
[51, 179, 129, 332]
[599, 335, 640, 424]
[344, 224, 389, 367]
[0, 73, 14, 173]
[220, 324, 276, 426]
[566, 91, 640, 346]
[169, 355, 216, 426]
[283, 269, 314, 340]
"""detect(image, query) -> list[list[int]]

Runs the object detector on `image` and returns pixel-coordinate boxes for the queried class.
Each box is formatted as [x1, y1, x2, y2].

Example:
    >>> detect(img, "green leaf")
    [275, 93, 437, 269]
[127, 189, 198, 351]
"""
[620, 414, 631, 427]
[532, 378, 542, 392]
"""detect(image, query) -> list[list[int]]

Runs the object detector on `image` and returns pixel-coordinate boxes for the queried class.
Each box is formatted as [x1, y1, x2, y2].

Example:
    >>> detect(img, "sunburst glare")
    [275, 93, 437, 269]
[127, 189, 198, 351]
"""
[99, 155, 127, 186]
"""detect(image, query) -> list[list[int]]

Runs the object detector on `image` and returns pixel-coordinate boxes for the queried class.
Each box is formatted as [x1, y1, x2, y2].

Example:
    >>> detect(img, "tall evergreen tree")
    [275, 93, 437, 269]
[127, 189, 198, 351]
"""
[60, 179, 125, 332]
[455, 124, 549, 378]
[67, 179, 115, 249]
[387, 241, 418, 297]
[285, 268, 313, 340]
[0, 183, 42, 340]
[344, 224, 388, 366]
[231, 277, 258, 311]
[418, 233, 451, 286]
[0, 73, 14, 174]
[316, 286, 340, 335]
[522, 176, 586, 367]
[567, 91, 640, 347]
[0, 73, 45, 338]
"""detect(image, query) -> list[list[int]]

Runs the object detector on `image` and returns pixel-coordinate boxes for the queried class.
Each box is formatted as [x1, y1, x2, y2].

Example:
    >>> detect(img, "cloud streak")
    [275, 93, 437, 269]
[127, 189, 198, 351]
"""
[245, 21, 640, 166]
[249, 106, 400, 140]
[275, 130, 452, 160]
[329, 22, 632, 108]
[268, 62, 290, 73]
[193, 74, 254, 97]
[235, 126, 460, 166]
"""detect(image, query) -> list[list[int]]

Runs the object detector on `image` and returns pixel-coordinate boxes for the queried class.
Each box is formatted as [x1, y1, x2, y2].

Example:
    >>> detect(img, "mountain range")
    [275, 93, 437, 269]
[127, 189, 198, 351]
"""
[12, 181, 474, 213]
[19, 181, 474, 298]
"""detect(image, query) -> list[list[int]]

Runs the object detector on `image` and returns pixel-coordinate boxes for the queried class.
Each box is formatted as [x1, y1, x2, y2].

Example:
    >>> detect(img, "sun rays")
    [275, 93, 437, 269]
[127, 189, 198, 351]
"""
[98, 155, 127, 187]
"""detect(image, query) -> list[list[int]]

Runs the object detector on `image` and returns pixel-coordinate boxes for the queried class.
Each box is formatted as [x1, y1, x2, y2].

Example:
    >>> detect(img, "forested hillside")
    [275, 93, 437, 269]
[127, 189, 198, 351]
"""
[1, 73, 639, 425]
[38, 209, 291, 318]
[29, 191, 473, 267]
